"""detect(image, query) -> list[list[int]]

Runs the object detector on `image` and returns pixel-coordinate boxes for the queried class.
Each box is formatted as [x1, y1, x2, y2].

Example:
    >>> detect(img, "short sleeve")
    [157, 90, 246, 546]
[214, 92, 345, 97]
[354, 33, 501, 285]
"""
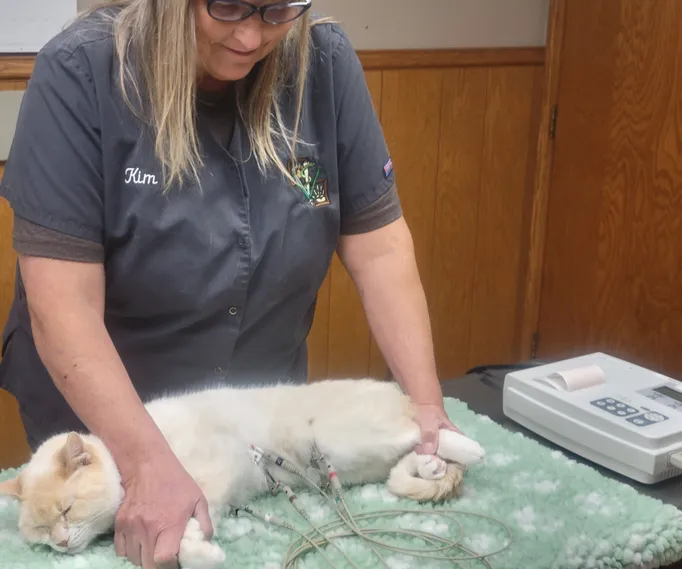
[0, 47, 104, 244]
[332, 28, 396, 224]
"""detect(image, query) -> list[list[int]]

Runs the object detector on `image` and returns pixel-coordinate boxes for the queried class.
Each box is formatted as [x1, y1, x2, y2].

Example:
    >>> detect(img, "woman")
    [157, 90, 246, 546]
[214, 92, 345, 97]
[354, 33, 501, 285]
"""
[0, 1, 459, 567]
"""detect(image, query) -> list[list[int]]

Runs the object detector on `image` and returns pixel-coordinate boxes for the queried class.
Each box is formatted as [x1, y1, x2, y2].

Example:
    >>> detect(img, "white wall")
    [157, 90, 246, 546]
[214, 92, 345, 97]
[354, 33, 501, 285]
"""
[1, 0, 549, 158]
[77, 0, 550, 49]
[1, 0, 78, 53]
[312, 0, 549, 49]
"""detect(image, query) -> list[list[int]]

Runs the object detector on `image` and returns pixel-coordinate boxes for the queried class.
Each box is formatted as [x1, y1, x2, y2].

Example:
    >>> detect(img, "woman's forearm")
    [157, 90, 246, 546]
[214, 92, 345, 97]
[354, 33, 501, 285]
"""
[31, 305, 171, 472]
[337, 218, 444, 406]
[19, 256, 172, 476]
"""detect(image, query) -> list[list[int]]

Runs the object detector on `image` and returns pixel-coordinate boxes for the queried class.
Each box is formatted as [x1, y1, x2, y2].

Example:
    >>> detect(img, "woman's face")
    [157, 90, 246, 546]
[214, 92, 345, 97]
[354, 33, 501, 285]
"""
[194, 0, 298, 89]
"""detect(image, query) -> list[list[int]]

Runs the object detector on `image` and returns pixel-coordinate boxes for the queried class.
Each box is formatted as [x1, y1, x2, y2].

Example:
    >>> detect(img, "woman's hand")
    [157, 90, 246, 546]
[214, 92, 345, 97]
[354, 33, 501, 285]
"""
[413, 402, 462, 455]
[17, 254, 212, 569]
[115, 450, 213, 569]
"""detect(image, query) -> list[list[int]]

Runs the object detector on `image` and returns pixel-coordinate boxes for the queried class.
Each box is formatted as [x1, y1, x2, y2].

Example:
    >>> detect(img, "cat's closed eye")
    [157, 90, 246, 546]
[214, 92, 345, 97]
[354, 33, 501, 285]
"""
[30, 525, 51, 536]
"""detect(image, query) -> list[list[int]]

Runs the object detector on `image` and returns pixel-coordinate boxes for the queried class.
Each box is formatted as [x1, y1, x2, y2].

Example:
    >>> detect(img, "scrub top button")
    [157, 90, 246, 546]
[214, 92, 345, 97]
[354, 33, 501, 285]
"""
[229, 306, 238, 316]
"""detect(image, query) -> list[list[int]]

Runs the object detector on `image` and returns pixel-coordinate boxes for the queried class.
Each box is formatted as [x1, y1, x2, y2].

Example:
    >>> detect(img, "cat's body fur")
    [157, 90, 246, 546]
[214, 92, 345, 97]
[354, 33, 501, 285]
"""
[0, 378, 484, 568]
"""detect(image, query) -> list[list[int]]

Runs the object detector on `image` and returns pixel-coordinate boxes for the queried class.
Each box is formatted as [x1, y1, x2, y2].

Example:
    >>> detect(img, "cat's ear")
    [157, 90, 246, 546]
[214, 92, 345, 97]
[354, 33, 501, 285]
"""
[0, 476, 22, 500]
[59, 432, 92, 475]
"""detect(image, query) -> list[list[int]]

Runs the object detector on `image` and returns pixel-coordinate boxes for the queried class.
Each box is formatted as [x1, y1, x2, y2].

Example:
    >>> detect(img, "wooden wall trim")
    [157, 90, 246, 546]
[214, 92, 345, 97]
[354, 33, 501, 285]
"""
[0, 56, 34, 81]
[0, 47, 545, 81]
[358, 47, 545, 70]
[520, 0, 566, 359]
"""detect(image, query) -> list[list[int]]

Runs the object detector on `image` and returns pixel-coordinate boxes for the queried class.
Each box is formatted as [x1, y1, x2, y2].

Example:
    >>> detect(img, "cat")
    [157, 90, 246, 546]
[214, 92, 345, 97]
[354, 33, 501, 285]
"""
[0, 378, 485, 568]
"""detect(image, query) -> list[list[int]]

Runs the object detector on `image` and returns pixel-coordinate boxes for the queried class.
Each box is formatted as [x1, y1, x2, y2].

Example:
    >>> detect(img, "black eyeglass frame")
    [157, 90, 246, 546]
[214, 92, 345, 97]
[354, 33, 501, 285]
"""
[206, 0, 313, 25]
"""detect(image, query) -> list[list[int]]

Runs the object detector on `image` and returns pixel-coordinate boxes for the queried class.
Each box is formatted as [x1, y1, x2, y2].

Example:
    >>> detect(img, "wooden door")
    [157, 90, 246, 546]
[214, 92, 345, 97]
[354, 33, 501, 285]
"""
[537, 0, 682, 378]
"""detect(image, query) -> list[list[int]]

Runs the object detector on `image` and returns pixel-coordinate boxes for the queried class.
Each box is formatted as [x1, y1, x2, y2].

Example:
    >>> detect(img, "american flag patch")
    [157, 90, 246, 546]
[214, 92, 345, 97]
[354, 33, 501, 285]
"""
[383, 158, 393, 178]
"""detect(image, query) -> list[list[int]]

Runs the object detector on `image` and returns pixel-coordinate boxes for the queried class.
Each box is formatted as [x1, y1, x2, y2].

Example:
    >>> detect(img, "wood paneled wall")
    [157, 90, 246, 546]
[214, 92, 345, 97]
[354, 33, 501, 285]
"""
[0, 48, 544, 468]
[310, 49, 545, 381]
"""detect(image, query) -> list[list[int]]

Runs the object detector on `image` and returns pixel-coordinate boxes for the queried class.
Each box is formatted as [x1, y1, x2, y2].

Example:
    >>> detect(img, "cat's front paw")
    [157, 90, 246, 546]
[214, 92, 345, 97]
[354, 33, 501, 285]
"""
[415, 454, 447, 480]
[437, 429, 485, 466]
[178, 518, 226, 569]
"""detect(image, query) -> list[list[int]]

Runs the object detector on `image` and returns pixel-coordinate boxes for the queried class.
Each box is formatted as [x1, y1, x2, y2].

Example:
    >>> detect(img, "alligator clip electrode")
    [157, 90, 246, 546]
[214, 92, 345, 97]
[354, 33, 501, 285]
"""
[249, 444, 264, 466]
[309, 443, 331, 492]
[265, 468, 281, 496]
[250, 444, 281, 496]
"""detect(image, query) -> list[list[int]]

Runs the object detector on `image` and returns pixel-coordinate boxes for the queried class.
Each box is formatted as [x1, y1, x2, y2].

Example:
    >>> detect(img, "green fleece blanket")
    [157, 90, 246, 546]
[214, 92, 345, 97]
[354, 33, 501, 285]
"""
[2, 397, 682, 569]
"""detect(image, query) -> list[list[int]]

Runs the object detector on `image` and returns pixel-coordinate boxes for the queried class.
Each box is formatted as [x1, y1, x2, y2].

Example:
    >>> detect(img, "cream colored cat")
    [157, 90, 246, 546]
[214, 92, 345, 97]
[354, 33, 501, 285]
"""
[0, 378, 485, 568]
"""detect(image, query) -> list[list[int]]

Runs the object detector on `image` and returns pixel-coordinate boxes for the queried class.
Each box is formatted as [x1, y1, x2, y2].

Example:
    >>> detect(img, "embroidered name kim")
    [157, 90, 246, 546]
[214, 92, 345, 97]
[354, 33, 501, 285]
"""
[125, 167, 159, 186]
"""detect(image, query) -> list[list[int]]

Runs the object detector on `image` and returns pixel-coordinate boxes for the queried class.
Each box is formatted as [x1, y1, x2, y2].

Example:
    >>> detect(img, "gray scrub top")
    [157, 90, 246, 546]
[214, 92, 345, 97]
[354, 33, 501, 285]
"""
[0, 10, 401, 448]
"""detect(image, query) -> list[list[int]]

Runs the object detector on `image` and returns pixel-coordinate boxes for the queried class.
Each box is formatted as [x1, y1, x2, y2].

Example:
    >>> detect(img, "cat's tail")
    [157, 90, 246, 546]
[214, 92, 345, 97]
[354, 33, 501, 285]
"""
[387, 452, 463, 503]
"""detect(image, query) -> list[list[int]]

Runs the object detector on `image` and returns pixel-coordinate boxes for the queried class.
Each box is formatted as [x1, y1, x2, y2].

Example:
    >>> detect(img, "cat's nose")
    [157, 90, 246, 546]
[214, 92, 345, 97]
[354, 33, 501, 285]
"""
[56, 538, 69, 548]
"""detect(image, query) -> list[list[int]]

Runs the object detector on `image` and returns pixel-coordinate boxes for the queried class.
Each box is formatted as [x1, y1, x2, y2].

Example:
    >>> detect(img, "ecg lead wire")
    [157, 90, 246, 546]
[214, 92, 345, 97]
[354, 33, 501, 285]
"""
[239, 443, 514, 569]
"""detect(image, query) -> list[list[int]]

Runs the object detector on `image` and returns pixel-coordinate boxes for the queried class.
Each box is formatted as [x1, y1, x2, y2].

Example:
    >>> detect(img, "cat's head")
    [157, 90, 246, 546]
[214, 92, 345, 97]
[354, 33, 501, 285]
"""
[0, 431, 124, 554]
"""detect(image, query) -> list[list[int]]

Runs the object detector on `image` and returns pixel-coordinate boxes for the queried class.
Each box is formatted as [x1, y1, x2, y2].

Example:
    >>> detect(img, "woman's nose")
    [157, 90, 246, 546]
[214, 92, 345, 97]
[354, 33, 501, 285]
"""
[56, 538, 69, 548]
[232, 17, 263, 51]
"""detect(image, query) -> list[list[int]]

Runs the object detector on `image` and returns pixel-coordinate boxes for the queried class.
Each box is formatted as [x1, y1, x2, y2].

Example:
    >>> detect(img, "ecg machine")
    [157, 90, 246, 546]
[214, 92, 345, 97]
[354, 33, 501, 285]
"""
[502, 352, 682, 484]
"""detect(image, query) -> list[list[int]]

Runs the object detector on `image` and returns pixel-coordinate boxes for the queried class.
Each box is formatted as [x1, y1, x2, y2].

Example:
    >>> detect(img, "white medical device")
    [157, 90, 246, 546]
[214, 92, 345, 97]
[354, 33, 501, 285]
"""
[502, 352, 682, 484]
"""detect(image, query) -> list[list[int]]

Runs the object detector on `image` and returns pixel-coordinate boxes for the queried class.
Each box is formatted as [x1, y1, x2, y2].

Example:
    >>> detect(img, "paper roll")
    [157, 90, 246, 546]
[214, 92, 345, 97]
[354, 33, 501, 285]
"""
[537, 364, 606, 392]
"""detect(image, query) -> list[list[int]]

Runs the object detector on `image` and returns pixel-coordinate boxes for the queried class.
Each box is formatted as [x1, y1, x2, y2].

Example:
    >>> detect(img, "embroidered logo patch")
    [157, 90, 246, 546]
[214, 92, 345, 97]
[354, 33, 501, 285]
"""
[289, 158, 331, 208]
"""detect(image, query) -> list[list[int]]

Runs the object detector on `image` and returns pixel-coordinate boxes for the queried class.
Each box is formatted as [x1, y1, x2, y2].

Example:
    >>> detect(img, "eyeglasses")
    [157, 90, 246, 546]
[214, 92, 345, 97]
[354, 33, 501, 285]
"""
[207, 1, 312, 25]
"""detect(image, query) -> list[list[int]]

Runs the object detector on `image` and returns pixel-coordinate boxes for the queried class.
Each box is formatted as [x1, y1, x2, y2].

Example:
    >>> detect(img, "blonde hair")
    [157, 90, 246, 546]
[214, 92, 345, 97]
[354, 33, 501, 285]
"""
[80, 0, 321, 190]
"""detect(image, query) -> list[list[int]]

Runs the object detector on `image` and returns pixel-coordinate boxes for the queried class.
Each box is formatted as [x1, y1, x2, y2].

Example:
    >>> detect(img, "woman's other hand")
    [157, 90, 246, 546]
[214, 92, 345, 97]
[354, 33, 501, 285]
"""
[114, 450, 213, 569]
[413, 402, 462, 455]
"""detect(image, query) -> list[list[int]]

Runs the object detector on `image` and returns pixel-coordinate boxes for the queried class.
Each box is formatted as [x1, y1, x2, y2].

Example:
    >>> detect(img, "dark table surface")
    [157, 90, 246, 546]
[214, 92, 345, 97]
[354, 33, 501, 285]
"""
[440, 368, 682, 508]
[440, 369, 682, 567]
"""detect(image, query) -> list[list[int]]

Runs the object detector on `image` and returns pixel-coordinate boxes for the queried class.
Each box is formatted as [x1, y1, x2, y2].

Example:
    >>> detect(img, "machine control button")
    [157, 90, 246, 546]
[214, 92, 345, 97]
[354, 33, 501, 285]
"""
[644, 412, 666, 422]
[626, 412, 667, 427]
[591, 398, 639, 417]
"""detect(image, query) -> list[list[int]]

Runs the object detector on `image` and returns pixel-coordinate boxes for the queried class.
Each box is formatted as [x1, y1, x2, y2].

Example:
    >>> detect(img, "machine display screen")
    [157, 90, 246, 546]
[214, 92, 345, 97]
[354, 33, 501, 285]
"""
[654, 385, 682, 403]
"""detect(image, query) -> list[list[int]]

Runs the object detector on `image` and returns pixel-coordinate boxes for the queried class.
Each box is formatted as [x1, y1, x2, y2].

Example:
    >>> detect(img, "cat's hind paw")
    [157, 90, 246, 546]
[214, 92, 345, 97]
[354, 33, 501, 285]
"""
[179, 518, 226, 569]
[415, 455, 447, 480]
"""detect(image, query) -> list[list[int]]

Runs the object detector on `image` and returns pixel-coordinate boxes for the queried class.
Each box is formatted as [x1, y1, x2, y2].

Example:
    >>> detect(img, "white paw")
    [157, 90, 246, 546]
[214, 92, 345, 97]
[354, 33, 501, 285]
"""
[183, 518, 206, 541]
[178, 518, 226, 569]
[416, 455, 447, 480]
[437, 429, 485, 466]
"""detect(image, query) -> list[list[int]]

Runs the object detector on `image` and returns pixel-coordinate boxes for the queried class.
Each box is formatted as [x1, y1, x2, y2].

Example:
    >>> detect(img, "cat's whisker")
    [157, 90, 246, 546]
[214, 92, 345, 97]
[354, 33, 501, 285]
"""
[71, 504, 118, 531]
[69, 503, 119, 543]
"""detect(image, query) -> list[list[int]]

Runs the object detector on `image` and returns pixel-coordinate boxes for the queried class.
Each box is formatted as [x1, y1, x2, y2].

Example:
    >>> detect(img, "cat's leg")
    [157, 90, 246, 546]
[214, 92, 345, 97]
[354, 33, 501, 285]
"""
[178, 518, 226, 569]
[305, 393, 423, 486]
[387, 452, 463, 503]
[303, 384, 480, 488]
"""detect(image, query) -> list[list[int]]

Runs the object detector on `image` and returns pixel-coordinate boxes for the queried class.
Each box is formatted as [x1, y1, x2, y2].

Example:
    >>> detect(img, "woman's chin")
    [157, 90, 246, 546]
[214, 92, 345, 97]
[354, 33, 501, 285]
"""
[202, 60, 256, 85]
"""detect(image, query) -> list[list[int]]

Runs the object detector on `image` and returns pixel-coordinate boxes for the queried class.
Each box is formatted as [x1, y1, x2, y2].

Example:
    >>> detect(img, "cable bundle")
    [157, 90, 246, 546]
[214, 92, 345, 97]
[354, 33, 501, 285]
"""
[233, 445, 513, 569]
